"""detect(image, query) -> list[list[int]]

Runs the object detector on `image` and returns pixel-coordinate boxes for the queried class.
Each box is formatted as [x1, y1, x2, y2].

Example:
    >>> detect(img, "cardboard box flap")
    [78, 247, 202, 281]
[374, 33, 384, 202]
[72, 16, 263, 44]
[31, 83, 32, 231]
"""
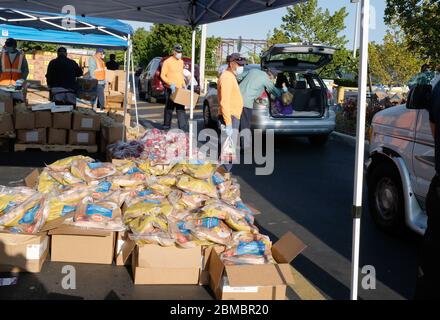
[25, 169, 40, 189]
[276, 263, 295, 285]
[0, 231, 46, 244]
[225, 264, 286, 287]
[272, 232, 307, 264]
[48, 224, 112, 237]
[209, 249, 226, 289]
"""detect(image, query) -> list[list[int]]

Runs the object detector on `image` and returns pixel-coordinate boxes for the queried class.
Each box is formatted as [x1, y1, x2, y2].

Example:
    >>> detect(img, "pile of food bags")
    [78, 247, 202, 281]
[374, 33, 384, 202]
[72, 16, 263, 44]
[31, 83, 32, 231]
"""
[0, 152, 277, 265]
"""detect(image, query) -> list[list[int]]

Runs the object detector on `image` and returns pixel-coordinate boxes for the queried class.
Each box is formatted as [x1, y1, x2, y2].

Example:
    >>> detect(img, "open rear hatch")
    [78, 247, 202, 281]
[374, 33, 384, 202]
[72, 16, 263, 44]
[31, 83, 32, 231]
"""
[261, 44, 336, 118]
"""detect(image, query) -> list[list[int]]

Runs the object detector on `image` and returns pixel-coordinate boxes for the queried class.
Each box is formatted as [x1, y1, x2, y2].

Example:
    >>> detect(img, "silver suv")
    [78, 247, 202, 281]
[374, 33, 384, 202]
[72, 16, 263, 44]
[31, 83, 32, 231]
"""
[203, 44, 337, 145]
[367, 104, 435, 234]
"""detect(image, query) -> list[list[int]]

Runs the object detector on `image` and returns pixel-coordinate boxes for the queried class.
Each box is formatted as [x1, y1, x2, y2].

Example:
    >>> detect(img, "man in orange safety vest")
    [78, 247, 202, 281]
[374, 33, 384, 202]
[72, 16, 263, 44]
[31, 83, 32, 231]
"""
[0, 38, 29, 87]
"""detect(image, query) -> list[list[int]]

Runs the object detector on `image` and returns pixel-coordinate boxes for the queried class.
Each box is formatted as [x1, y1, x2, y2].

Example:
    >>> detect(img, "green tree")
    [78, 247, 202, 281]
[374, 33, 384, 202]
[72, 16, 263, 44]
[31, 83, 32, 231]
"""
[385, 0, 440, 63]
[18, 41, 57, 52]
[268, 0, 351, 79]
[132, 27, 151, 67]
[368, 28, 425, 86]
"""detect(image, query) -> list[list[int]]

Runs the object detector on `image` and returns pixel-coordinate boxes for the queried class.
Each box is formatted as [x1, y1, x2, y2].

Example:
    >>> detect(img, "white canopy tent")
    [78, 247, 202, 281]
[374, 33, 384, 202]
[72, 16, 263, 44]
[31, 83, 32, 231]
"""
[2, 0, 371, 300]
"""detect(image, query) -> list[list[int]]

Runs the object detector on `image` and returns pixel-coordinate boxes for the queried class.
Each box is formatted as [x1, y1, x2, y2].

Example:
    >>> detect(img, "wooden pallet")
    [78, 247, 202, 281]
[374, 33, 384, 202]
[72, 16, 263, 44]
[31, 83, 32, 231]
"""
[14, 143, 98, 153]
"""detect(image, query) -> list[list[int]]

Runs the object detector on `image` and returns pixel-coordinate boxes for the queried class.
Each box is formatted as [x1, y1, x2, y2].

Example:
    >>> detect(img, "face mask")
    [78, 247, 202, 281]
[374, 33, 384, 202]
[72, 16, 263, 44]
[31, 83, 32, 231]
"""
[175, 53, 182, 60]
[235, 66, 244, 75]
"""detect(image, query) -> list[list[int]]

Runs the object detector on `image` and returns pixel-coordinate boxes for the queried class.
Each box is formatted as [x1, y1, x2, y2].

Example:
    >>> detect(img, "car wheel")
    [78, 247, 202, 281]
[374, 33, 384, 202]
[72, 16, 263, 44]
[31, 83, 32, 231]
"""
[309, 134, 329, 146]
[203, 102, 214, 128]
[368, 162, 405, 233]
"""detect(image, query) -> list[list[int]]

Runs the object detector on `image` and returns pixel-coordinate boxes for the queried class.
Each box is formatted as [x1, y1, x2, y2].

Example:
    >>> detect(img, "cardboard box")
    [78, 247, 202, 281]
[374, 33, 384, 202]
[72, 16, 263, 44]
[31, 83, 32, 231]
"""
[171, 88, 200, 109]
[0, 113, 14, 135]
[51, 105, 74, 113]
[132, 245, 202, 285]
[14, 111, 35, 129]
[25, 88, 50, 104]
[53, 112, 72, 129]
[209, 232, 306, 300]
[115, 231, 135, 266]
[35, 111, 52, 128]
[0, 232, 49, 273]
[199, 246, 224, 286]
[49, 226, 115, 264]
[68, 130, 96, 145]
[109, 111, 131, 127]
[72, 112, 100, 131]
[16, 128, 46, 144]
[77, 78, 98, 101]
[114, 70, 126, 92]
[102, 125, 124, 144]
[48, 128, 67, 145]
[0, 94, 13, 114]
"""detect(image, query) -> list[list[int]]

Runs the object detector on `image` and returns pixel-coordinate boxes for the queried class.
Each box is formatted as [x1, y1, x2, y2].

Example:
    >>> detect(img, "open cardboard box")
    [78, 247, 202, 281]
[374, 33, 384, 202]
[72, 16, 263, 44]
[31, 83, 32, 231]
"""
[115, 231, 135, 266]
[0, 232, 49, 273]
[209, 232, 307, 300]
[132, 244, 202, 285]
[49, 225, 116, 264]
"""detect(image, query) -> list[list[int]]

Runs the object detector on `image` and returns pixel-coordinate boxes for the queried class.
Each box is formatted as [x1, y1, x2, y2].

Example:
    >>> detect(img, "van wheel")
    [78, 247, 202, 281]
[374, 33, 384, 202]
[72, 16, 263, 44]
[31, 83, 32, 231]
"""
[368, 162, 405, 233]
[203, 102, 214, 128]
[309, 134, 329, 146]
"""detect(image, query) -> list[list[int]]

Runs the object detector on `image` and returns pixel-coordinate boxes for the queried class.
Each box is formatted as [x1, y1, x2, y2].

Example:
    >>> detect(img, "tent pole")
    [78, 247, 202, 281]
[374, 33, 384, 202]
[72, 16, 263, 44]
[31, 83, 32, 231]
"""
[130, 46, 139, 128]
[189, 28, 196, 159]
[122, 34, 131, 142]
[199, 24, 207, 94]
[350, 0, 370, 301]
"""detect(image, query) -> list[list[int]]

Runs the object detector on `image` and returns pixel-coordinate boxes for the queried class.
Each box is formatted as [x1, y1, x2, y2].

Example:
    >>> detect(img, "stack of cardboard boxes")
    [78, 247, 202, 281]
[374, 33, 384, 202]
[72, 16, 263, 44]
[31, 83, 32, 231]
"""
[0, 94, 14, 138]
[105, 70, 133, 111]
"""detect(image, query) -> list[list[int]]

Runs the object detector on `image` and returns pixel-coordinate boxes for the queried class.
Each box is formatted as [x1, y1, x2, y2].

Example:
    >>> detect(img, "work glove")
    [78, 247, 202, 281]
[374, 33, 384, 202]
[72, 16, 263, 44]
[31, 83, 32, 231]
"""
[225, 125, 233, 137]
[170, 84, 176, 94]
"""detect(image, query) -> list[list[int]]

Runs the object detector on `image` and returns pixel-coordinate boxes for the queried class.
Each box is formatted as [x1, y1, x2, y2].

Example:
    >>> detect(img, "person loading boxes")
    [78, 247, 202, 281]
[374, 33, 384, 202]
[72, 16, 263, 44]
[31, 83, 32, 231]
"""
[0, 38, 29, 101]
[46, 47, 83, 106]
[160, 44, 187, 131]
[88, 48, 107, 111]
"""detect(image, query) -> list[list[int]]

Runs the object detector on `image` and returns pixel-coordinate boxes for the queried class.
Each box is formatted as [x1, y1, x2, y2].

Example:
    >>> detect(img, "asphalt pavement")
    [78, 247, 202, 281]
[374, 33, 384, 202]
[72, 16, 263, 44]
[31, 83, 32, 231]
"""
[0, 100, 420, 300]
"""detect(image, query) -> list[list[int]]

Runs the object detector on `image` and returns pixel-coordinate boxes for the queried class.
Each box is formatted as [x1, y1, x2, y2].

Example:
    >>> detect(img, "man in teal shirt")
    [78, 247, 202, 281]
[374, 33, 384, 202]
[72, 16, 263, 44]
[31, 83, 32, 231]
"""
[237, 68, 285, 137]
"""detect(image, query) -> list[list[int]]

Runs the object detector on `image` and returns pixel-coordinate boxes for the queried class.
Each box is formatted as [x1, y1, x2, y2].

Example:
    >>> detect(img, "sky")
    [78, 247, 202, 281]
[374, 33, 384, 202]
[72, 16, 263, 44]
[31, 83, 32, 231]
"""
[126, 0, 387, 50]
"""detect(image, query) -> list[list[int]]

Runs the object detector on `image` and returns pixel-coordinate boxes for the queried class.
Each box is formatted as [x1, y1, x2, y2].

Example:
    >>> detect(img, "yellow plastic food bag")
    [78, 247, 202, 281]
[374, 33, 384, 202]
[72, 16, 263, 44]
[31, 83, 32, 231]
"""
[37, 169, 59, 193]
[176, 175, 218, 198]
[48, 155, 94, 171]
[183, 162, 217, 180]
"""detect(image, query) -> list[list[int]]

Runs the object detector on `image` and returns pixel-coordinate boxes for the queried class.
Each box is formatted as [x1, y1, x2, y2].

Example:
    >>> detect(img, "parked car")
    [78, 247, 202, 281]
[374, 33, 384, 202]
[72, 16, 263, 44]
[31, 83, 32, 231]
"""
[138, 56, 200, 102]
[366, 103, 434, 234]
[203, 43, 337, 145]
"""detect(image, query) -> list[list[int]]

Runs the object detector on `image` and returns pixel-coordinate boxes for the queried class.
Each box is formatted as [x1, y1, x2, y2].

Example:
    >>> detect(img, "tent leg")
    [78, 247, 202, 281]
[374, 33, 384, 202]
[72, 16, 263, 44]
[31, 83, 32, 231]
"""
[189, 28, 196, 159]
[350, 0, 370, 301]
[199, 24, 207, 94]
[122, 34, 131, 142]
[130, 48, 139, 128]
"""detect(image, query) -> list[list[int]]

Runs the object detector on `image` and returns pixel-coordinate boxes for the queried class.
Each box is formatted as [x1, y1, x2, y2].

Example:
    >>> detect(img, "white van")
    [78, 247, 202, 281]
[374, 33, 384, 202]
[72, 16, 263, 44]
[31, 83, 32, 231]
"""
[366, 104, 435, 234]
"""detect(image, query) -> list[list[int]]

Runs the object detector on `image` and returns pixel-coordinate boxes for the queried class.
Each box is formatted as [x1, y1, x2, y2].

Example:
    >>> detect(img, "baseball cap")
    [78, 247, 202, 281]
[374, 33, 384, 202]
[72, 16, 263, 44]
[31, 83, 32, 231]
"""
[57, 47, 67, 54]
[227, 53, 246, 66]
[96, 48, 105, 53]
[173, 44, 183, 53]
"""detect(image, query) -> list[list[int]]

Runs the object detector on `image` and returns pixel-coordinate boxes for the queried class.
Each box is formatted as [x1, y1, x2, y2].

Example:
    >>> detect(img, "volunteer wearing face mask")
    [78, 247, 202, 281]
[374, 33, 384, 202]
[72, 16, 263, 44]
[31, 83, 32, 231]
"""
[88, 48, 107, 111]
[217, 53, 246, 171]
[236, 67, 285, 147]
[161, 44, 187, 131]
[0, 38, 29, 89]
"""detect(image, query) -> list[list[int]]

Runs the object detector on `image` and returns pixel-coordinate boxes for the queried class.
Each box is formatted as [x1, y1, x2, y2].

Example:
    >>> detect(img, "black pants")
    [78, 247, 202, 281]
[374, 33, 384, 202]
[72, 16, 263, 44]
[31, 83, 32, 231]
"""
[96, 83, 105, 110]
[239, 107, 253, 149]
[415, 175, 440, 299]
[163, 88, 188, 131]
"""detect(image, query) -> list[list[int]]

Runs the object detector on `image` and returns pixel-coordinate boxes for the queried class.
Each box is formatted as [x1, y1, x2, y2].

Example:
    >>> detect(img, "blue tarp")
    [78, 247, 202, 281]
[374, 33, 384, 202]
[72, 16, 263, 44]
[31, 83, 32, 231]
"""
[0, 9, 133, 49]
